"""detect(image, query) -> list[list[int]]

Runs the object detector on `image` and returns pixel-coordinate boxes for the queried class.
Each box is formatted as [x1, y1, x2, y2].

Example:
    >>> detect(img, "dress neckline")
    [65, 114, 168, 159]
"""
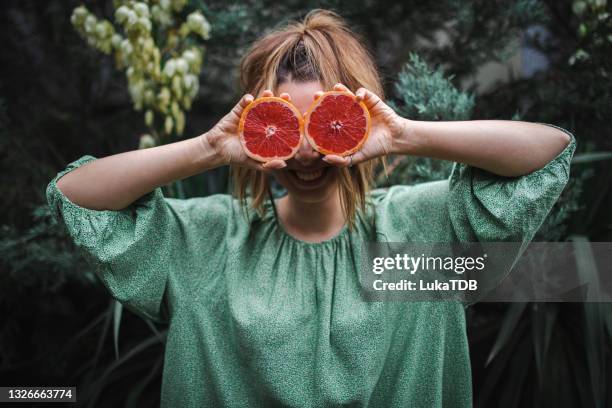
[266, 190, 350, 246]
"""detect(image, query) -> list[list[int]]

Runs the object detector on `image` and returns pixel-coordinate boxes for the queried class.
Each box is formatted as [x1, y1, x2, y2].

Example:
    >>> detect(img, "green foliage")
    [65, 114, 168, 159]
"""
[569, 0, 612, 66]
[379, 53, 474, 186]
[71, 0, 211, 141]
[392, 53, 475, 121]
[0, 206, 96, 289]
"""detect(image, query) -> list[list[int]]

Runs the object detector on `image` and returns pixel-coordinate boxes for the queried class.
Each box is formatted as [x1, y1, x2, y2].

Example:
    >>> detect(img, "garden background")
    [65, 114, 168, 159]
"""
[1, 0, 611, 407]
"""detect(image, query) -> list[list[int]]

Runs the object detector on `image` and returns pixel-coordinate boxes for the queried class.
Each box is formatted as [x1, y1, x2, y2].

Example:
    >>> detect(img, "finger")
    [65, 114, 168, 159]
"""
[243, 158, 270, 173]
[355, 88, 367, 102]
[322, 155, 350, 167]
[262, 89, 274, 97]
[355, 87, 382, 110]
[231, 95, 253, 119]
[333, 83, 353, 94]
[262, 159, 287, 169]
[279, 92, 291, 102]
[240, 93, 254, 107]
[313, 91, 325, 101]
[349, 150, 367, 166]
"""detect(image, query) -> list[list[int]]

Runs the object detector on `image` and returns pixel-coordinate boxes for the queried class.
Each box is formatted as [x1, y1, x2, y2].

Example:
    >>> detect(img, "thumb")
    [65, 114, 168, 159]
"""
[355, 88, 382, 111]
[230, 94, 254, 121]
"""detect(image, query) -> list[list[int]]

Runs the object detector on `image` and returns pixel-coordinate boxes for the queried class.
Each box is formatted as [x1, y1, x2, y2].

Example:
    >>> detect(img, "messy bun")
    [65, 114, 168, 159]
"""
[240, 9, 383, 98]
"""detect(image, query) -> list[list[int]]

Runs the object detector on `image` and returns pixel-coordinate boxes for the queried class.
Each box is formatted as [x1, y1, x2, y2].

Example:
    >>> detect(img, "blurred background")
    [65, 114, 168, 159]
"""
[1, 0, 611, 407]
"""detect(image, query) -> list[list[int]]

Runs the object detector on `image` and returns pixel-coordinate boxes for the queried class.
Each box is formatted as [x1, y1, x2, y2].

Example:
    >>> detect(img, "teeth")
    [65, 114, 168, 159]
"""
[295, 169, 324, 181]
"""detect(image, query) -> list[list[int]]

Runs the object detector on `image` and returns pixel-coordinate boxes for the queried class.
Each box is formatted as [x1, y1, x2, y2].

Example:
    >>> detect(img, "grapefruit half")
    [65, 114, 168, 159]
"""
[304, 91, 371, 156]
[238, 96, 303, 162]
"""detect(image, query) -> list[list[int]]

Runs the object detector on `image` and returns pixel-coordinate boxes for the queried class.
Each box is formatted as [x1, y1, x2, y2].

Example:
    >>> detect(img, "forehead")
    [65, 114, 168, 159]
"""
[276, 80, 324, 114]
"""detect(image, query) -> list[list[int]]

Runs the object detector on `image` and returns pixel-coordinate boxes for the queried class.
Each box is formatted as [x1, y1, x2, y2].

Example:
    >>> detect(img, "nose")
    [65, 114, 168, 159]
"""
[293, 135, 320, 165]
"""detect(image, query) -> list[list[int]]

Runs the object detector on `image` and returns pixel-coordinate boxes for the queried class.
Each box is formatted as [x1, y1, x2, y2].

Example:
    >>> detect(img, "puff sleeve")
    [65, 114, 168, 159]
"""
[447, 123, 575, 243]
[46, 155, 187, 323]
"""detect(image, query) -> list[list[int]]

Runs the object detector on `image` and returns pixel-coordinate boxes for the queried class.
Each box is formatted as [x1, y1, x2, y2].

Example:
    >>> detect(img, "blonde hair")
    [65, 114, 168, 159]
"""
[234, 9, 384, 227]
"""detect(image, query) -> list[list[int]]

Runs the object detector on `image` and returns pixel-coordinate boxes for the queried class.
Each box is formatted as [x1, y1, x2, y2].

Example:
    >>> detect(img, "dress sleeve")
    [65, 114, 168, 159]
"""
[46, 155, 186, 323]
[447, 123, 576, 243]
[372, 124, 576, 305]
[446, 124, 576, 304]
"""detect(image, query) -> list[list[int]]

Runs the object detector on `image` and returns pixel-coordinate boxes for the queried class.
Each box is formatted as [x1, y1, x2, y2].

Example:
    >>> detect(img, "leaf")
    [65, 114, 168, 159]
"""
[570, 236, 605, 408]
[144, 318, 165, 343]
[582, 303, 605, 408]
[565, 332, 597, 407]
[93, 301, 114, 370]
[85, 331, 167, 408]
[531, 303, 559, 384]
[125, 356, 163, 408]
[486, 302, 528, 365]
[497, 335, 532, 408]
[477, 314, 528, 408]
[572, 152, 612, 164]
[570, 236, 600, 301]
[604, 303, 612, 339]
[113, 300, 123, 360]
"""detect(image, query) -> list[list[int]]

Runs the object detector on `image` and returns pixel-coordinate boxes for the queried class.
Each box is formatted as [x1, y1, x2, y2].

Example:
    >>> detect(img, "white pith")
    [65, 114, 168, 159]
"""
[265, 126, 276, 137]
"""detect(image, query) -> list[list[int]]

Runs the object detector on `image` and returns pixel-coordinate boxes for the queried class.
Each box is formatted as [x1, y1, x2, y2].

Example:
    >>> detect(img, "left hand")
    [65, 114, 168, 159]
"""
[321, 83, 406, 167]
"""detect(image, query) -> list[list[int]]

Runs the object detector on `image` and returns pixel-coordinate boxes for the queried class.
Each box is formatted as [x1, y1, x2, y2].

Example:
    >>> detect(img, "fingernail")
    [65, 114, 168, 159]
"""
[322, 156, 330, 163]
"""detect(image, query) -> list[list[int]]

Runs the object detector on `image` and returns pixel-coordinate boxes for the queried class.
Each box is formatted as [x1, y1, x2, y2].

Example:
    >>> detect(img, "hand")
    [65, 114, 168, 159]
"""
[321, 83, 407, 167]
[201, 90, 290, 171]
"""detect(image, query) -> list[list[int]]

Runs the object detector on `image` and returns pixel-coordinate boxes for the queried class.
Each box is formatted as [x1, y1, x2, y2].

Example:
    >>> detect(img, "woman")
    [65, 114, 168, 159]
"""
[47, 9, 573, 408]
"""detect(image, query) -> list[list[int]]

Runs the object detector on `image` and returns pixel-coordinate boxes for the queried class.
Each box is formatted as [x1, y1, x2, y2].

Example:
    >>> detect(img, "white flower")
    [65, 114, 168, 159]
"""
[138, 16, 151, 32]
[172, 75, 183, 97]
[144, 89, 155, 105]
[183, 74, 195, 90]
[171, 101, 180, 118]
[188, 75, 199, 98]
[175, 110, 185, 135]
[158, 87, 171, 108]
[175, 58, 188, 74]
[74, 6, 88, 20]
[139, 134, 156, 149]
[164, 59, 176, 77]
[71, 7, 88, 26]
[187, 12, 204, 30]
[126, 10, 138, 27]
[129, 81, 144, 109]
[144, 110, 154, 127]
[186, 12, 211, 39]
[134, 2, 149, 18]
[95, 22, 107, 38]
[199, 18, 211, 40]
[182, 50, 196, 64]
[84, 15, 96, 33]
[111, 33, 122, 48]
[121, 39, 133, 56]
[115, 6, 130, 23]
[164, 115, 173, 134]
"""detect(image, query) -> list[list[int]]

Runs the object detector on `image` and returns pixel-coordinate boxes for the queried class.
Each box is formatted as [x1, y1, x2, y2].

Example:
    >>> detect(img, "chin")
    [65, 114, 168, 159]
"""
[274, 166, 339, 203]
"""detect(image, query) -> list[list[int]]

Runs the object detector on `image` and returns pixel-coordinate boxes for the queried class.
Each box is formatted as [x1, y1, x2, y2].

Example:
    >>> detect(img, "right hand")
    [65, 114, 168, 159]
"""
[202, 91, 288, 171]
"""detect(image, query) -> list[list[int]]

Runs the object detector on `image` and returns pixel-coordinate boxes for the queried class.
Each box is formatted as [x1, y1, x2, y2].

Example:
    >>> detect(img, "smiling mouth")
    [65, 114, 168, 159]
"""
[287, 167, 331, 187]
[294, 168, 324, 181]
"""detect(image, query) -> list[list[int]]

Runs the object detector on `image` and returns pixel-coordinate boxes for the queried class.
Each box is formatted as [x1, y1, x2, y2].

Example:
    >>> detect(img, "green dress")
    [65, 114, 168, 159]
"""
[46, 125, 575, 407]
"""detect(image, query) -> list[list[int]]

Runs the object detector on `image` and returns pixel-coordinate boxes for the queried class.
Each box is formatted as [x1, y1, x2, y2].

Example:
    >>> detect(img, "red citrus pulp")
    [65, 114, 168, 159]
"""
[304, 91, 371, 156]
[239, 96, 303, 162]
